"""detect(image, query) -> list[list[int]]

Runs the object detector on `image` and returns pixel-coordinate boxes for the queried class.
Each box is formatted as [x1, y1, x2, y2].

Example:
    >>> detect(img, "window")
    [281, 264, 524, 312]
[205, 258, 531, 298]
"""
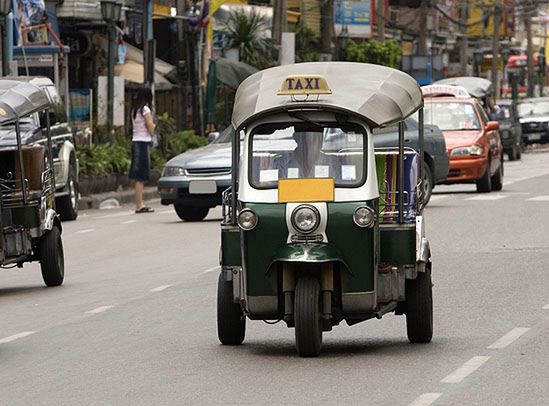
[424, 102, 481, 131]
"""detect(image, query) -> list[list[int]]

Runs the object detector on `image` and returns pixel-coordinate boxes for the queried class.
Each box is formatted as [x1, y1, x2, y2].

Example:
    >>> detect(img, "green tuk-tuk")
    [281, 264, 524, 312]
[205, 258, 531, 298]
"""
[217, 62, 432, 357]
[0, 80, 64, 286]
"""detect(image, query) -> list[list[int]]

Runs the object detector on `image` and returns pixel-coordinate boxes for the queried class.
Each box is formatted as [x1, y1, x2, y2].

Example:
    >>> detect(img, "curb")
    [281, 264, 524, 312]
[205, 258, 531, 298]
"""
[78, 187, 159, 210]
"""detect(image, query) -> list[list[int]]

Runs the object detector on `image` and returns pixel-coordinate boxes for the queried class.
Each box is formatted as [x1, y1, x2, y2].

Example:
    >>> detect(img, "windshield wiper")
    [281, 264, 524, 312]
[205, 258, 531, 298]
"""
[288, 111, 326, 128]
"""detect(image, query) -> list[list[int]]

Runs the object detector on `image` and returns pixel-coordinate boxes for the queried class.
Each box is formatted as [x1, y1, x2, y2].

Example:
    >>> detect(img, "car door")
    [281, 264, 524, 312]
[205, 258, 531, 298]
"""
[476, 101, 500, 174]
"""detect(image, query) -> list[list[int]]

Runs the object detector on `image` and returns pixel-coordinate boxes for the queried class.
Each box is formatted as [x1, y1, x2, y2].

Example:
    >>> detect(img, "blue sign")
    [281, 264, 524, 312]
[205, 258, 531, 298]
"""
[334, 1, 371, 38]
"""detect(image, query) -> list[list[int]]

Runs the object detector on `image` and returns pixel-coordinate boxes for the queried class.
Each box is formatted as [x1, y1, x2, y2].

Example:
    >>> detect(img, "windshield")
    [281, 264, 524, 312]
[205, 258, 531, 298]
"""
[0, 116, 35, 131]
[424, 102, 481, 131]
[496, 105, 511, 121]
[517, 101, 549, 117]
[250, 124, 366, 188]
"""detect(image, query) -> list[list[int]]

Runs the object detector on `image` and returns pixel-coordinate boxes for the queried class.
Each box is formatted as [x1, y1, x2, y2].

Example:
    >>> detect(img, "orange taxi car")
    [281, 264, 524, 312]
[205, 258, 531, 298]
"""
[422, 85, 504, 193]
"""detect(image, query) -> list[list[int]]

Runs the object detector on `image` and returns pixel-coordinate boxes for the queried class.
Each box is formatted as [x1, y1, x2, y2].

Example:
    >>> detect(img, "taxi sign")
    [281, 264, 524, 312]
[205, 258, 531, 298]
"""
[278, 75, 332, 96]
[422, 84, 470, 98]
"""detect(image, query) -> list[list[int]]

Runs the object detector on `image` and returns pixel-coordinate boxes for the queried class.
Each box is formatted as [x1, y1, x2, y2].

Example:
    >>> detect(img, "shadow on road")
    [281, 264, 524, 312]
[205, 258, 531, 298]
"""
[0, 285, 49, 298]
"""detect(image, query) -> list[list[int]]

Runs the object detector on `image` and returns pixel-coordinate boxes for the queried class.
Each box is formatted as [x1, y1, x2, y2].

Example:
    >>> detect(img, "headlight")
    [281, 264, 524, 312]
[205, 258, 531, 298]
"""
[451, 145, 483, 156]
[237, 209, 258, 230]
[162, 166, 185, 177]
[353, 206, 376, 228]
[291, 205, 320, 234]
[500, 130, 510, 139]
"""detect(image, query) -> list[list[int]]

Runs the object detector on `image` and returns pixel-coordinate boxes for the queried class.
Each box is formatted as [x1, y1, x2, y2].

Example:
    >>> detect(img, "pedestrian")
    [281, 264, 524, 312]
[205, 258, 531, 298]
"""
[129, 84, 155, 213]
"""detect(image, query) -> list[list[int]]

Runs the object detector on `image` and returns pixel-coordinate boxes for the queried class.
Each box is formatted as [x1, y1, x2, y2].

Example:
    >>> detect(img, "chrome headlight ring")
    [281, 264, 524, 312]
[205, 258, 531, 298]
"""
[291, 205, 320, 235]
[237, 208, 258, 231]
[353, 206, 376, 228]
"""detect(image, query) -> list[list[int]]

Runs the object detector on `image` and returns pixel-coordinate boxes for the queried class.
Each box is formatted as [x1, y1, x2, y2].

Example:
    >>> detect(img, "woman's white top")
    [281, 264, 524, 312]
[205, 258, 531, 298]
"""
[132, 106, 152, 142]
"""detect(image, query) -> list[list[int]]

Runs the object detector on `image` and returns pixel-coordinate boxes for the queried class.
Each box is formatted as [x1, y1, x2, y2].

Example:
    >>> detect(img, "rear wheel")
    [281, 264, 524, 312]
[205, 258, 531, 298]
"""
[405, 266, 433, 343]
[174, 204, 209, 221]
[491, 161, 503, 191]
[476, 163, 492, 193]
[507, 145, 517, 161]
[217, 273, 245, 345]
[40, 227, 64, 287]
[56, 163, 79, 221]
[421, 163, 433, 207]
[294, 276, 323, 357]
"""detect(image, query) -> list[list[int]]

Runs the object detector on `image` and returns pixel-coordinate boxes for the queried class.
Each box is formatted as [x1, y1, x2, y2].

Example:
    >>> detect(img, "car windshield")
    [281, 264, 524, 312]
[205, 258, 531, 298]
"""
[424, 102, 481, 131]
[250, 124, 366, 188]
[517, 101, 549, 117]
[496, 105, 511, 120]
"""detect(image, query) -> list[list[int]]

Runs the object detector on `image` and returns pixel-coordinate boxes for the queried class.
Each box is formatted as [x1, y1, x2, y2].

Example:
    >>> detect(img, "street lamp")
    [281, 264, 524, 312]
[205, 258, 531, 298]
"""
[101, 0, 122, 133]
[0, 0, 12, 76]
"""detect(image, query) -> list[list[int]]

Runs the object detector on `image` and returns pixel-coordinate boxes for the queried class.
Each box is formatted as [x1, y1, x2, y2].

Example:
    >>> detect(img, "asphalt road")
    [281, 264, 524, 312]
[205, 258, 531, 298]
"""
[1, 150, 549, 405]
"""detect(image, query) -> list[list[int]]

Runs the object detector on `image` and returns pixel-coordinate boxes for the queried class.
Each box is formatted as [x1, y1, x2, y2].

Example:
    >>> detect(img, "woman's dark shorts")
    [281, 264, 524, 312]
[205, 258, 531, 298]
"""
[129, 141, 150, 181]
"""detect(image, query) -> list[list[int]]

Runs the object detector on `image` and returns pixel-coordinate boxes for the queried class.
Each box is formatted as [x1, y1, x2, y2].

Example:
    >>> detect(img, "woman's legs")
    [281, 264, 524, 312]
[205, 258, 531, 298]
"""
[133, 180, 144, 209]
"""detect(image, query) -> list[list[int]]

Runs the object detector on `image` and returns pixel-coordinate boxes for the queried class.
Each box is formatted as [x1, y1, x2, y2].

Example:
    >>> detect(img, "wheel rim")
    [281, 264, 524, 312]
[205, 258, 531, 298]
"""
[57, 235, 65, 278]
[69, 178, 77, 209]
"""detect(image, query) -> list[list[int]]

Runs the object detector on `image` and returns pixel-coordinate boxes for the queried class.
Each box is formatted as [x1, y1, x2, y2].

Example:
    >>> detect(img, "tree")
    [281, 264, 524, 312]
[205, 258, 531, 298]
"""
[292, 21, 320, 63]
[224, 8, 274, 70]
[344, 39, 402, 68]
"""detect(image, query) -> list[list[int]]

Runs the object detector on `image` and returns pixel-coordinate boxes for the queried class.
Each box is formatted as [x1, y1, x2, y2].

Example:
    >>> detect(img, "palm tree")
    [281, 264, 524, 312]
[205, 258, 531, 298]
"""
[224, 8, 274, 70]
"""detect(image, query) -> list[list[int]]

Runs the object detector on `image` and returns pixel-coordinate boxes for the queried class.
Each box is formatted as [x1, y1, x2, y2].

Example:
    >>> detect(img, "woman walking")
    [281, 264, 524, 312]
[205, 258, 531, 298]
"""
[129, 85, 155, 213]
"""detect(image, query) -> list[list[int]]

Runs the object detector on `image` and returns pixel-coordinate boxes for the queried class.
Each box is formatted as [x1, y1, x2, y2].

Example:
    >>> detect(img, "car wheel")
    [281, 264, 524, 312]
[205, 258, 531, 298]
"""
[516, 142, 522, 159]
[508, 145, 517, 161]
[56, 162, 79, 221]
[405, 265, 433, 343]
[491, 161, 503, 191]
[476, 162, 492, 193]
[294, 276, 323, 357]
[40, 226, 64, 287]
[217, 273, 246, 345]
[421, 163, 434, 207]
[174, 205, 209, 221]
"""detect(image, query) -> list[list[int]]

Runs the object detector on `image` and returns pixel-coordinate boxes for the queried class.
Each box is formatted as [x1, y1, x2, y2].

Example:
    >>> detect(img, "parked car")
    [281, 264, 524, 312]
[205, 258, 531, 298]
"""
[423, 86, 504, 193]
[0, 76, 79, 220]
[496, 99, 523, 160]
[517, 97, 549, 145]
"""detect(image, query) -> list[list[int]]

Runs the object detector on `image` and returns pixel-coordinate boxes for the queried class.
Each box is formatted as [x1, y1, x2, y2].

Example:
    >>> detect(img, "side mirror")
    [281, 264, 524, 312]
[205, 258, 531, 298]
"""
[485, 121, 499, 131]
[207, 131, 220, 143]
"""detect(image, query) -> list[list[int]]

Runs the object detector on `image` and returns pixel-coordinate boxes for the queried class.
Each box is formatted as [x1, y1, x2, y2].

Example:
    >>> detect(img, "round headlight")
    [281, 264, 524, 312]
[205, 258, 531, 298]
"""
[291, 205, 320, 234]
[353, 206, 375, 228]
[237, 209, 258, 230]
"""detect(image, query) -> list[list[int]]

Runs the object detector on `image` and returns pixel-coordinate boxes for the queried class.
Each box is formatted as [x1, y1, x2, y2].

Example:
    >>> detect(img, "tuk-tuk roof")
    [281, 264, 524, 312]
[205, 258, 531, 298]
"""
[231, 62, 423, 130]
[433, 77, 492, 99]
[0, 80, 50, 125]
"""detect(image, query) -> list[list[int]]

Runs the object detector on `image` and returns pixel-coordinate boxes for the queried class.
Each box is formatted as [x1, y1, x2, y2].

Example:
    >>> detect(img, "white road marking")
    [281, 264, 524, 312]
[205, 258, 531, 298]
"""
[429, 195, 448, 202]
[528, 195, 549, 201]
[202, 266, 220, 274]
[441, 356, 491, 384]
[543, 303, 549, 309]
[149, 284, 173, 293]
[0, 331, 36, 345]
[408, 393, 443, 406]
[465, 195, 508, 201]
[76, 228, 95, 234]
[487, 327, 530, 349]
[86, 305, 114, 314]
[122, 220, 137, 224]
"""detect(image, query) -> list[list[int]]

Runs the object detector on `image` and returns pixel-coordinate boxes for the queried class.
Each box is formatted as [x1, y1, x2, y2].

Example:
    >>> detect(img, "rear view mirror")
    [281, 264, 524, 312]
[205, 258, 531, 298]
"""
[485, 121, 499, 131]
[208, 132, 220, 143]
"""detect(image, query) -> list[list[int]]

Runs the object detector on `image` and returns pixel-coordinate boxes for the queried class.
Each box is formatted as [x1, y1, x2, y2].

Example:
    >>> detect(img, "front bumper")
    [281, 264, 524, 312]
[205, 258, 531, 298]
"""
[522, 130, 549, 144]
[445, 156, 488, 183]
[157, 176, 231, 207]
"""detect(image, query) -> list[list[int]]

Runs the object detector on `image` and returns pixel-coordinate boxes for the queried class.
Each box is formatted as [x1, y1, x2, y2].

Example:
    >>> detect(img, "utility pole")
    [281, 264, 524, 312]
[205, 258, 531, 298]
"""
[460, 0, 469, 74]
[526, 11, 535, 97]
[418, 0, 428, 54]
[272, 0, 287, 46]
[321, 0, 333, 59]
[490, 0, 501, 99]
[377, 0, 385, 41]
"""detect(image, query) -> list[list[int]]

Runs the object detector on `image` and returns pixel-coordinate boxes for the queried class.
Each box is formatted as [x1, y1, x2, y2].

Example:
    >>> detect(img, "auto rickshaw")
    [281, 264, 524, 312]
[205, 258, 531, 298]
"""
[217, 62, 432, 357]
[0, 80, 64, 286]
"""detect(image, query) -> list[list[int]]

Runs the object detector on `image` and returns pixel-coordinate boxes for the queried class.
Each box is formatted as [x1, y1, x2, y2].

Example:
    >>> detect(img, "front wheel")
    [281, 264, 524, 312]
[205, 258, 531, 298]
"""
[476, 163, 492, 193]
[40, 227, 64, 287]
[491, 161, 503, 191]
[56, 163, 79, 221]
[294, 277, 323, 357]
[421, 163, 433, 207]
[405, 267, 433, 343]
[174, 204, 209, 221]
[217, 273, 245, 345]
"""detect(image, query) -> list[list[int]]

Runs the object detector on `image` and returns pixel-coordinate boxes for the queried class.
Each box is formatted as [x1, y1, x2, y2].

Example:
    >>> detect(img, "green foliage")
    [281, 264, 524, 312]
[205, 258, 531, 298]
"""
[77, 142, 131, 177]
[344, 39, 402, 68]
[166, 130, 208, 160]
[292, 21, 320, 63]
[224, 8, 275, 70]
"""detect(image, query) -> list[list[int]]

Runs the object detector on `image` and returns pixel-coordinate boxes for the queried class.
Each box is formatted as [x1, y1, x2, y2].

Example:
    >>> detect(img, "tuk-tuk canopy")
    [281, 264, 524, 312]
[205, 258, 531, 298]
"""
[433, 77, 492, 99]
[232, 62, 423, 130]
[0, 80, 50, 125]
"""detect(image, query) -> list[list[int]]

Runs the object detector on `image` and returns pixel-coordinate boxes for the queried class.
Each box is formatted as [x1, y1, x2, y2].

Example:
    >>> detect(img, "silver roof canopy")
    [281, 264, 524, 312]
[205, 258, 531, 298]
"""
[433, 76, 493, 99]
[231, 62, 423, 130]
[0, 80, 49, 125]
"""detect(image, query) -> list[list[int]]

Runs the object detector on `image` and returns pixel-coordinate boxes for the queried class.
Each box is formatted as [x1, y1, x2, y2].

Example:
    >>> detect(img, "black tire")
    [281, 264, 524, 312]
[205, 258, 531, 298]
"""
[491, 161, 503, 191]
[476, 163, 492, 193]
[507, 145, 517, 161]
[56, 162, 79, 221]
[516, 143, 522, 159]
[40, 227, 64, 287]
[217, 273, 245, 345]
[405, 267, 433, 343]
[421, 163, 433, 207]
[294, 277, 322, 357]
[174, 204, 209, 221]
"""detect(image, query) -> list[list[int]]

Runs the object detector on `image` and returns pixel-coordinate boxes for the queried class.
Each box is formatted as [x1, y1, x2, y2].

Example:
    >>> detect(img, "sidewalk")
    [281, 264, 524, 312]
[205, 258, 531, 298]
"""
[78, 186, 159, 210]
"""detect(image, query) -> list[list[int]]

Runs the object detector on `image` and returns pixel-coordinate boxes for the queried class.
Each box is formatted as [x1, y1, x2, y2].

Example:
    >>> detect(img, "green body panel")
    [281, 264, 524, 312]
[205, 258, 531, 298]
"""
[221, 226, 242, 267]
[10, 205, 40, 229]
[242, 203, 288, 296]
[272, 243, 344, 262]
[326, 201, 377, 293]
[380, 227, 416, 265]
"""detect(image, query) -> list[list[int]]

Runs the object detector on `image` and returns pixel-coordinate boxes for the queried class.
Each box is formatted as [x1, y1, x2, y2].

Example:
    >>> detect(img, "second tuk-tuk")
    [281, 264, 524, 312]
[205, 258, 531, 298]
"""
[217, 62, 432, 357]
[0, 80, 65, 286]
